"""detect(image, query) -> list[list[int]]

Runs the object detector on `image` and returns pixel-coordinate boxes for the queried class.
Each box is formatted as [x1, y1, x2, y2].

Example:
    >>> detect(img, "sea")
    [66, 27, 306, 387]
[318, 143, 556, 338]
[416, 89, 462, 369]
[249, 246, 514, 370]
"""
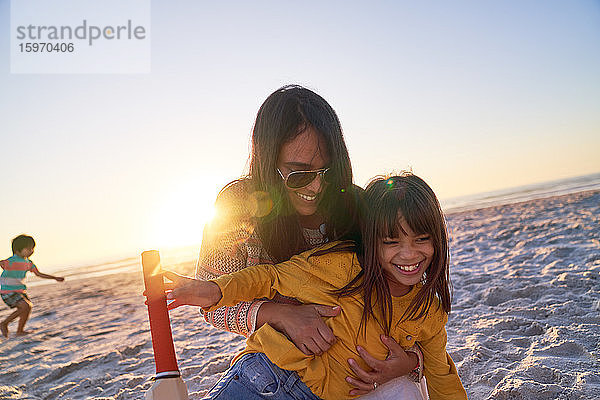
[27, 172, 600, 287]
[441, 172, 600, 213]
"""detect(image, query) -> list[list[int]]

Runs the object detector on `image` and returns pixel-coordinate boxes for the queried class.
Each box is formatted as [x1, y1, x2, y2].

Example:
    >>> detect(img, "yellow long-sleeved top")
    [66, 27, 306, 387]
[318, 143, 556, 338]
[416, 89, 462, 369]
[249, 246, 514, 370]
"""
[208, 241, 467, 400]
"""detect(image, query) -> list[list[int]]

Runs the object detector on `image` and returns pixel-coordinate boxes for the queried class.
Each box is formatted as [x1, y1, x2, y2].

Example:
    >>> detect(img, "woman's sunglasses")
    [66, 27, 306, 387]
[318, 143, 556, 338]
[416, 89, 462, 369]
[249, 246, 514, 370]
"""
[277, 168, 331, 189]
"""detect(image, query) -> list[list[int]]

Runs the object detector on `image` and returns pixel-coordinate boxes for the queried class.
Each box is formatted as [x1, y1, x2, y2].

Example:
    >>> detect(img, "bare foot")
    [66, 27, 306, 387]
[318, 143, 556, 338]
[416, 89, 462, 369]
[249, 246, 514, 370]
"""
[0, 321, 8, 338]
[16, 330, 32, 336]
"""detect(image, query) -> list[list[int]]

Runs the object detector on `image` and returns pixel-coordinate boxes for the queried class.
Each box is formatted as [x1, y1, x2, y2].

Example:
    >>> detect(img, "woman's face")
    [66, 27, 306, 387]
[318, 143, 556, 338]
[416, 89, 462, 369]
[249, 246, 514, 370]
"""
[277, 126, 330, 217]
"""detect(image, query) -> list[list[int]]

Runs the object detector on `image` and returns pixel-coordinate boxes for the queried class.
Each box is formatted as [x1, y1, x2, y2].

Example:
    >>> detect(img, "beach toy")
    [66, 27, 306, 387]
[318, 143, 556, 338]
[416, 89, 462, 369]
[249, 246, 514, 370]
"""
[141, 250, 189, 400]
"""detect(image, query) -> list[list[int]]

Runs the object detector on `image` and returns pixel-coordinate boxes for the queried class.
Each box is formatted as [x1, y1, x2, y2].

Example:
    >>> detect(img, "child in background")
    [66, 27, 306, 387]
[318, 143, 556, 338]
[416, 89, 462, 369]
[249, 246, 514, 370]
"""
[166, 173, 467, 399]
[1, 234, 65, 338]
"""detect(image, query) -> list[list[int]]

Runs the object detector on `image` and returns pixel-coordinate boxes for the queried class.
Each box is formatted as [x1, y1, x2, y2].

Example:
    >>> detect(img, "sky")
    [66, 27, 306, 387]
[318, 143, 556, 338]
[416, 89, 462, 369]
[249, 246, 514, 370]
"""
[1, 0, 599, 270]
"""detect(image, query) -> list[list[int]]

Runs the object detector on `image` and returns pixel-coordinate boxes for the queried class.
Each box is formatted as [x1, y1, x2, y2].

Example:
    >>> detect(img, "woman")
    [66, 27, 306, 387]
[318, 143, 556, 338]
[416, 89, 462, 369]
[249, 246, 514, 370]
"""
[170, 85, 423, 397]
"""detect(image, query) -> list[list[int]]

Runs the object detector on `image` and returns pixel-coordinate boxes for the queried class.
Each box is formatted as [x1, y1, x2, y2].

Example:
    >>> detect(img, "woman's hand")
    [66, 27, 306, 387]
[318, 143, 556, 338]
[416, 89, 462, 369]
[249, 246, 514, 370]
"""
[346, 335, 418, 396]
[258, 302, 340, 356]
[162, 271, 222, 309]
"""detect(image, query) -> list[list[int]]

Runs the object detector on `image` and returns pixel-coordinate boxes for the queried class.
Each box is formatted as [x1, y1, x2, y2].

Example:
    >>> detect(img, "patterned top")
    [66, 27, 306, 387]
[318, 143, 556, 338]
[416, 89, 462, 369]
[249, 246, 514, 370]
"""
[0, 255, 38, 293]
[209, 243, 466, 400]
[195, 179, 327, 336]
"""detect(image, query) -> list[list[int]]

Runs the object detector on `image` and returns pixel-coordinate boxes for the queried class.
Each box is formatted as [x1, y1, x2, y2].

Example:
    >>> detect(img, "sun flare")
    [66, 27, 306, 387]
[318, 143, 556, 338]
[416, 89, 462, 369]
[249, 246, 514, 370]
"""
[152, 184, 217, 249]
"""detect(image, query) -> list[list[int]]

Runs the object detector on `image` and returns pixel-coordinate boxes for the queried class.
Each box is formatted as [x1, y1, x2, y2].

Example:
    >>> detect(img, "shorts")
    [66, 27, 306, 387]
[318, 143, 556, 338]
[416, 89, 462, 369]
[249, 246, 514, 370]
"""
[1, 292, 30, 308]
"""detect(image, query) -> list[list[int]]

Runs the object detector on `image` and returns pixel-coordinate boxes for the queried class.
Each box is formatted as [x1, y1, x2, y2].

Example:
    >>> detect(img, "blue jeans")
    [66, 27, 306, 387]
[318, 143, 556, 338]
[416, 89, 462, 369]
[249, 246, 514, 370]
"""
[202, 352, 321, 400]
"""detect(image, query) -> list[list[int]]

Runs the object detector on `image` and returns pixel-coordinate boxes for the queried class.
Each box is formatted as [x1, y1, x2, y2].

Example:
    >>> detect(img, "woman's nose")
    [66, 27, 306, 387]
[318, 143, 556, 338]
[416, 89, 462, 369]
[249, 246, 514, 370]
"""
[305, 173, 325, 193]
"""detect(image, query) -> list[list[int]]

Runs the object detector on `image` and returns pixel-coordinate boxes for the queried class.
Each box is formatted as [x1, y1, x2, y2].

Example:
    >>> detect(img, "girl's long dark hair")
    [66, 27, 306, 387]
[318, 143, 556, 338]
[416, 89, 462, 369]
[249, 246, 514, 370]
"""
[332, 173, 452, 336]
[247, 85, 362, 262]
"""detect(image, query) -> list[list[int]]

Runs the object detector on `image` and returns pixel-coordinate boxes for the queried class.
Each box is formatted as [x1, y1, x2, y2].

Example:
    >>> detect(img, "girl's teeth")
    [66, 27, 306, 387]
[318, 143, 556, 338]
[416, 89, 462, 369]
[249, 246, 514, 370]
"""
[396, 263, 419, 272]
[297, 193, 316, 201]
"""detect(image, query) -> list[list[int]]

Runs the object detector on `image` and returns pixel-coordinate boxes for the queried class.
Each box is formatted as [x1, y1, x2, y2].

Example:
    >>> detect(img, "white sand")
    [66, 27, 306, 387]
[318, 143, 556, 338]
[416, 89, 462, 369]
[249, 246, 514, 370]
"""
[1, 190, 598, 399]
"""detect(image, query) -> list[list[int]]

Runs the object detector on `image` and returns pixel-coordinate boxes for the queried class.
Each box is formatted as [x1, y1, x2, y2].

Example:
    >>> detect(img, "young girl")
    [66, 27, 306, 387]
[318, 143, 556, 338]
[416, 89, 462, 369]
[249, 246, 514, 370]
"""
[166, 173, 467, 400]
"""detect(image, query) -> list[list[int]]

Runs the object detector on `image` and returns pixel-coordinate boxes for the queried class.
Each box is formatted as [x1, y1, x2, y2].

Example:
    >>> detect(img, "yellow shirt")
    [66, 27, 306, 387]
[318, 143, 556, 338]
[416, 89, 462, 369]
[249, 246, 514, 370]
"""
[209, 242, 467, 400]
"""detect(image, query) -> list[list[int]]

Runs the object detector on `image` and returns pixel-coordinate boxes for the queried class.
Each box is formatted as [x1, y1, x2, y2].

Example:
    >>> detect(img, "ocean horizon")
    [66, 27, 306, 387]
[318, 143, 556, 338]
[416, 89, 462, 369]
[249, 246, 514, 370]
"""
[441, 171, 600, 213]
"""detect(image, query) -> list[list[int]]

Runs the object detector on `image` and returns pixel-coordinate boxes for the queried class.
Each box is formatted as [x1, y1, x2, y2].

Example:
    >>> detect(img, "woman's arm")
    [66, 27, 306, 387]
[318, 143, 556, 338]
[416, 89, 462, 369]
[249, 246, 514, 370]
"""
[196, 254, 267, 336]
[194, 181, 276, 336]
[255, 301, 340, 355]
[173, 254, 325, 311]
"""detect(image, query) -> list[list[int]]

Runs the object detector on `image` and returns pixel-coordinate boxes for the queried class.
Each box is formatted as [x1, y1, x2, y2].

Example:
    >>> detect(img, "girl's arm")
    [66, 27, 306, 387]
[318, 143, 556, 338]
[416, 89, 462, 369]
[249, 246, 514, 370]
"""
[419, 313, 467, 400]
[163, 271, 222, 309]
[167, 256, 309, 311]
[207, 257, 311, 309]
[176, 240, 346, 354]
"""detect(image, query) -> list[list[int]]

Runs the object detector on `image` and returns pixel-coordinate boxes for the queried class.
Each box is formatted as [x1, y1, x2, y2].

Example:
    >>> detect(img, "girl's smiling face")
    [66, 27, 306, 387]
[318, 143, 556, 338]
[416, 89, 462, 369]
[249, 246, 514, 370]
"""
[378, 214, 434, 296]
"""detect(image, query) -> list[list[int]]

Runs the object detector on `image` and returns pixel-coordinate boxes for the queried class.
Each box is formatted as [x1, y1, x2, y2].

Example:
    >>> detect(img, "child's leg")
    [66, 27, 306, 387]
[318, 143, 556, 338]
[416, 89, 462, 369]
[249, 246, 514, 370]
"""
[1, 293, 31, 338]
[202, 353, 319, 400]
[1, 309, 19, 337]
[1, 293, 33, 337]
[1, 303, 31, 337]
[15, 298, 32, 335]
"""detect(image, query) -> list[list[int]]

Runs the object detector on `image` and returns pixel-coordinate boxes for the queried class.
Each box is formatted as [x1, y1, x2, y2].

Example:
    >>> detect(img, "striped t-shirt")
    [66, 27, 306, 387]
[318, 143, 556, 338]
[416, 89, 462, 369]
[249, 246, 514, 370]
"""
[0, 255, 38, 293]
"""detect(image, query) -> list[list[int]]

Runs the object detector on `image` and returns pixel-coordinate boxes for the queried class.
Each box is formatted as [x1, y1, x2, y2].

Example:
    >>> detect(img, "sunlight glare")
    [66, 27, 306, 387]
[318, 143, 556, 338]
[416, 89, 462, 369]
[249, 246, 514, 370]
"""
[152, 184, 217, 248]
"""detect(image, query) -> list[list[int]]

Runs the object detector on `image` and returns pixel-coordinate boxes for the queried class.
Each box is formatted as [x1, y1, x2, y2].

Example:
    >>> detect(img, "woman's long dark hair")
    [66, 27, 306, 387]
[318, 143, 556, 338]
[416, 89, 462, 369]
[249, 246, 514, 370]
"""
[247, 85, 362, 262]
[333, 173, 452, 336]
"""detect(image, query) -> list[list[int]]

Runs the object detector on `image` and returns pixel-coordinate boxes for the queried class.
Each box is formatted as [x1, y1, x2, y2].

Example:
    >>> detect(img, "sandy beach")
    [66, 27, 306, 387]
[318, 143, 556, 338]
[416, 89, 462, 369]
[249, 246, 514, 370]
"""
[1, 189, 598, 399]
